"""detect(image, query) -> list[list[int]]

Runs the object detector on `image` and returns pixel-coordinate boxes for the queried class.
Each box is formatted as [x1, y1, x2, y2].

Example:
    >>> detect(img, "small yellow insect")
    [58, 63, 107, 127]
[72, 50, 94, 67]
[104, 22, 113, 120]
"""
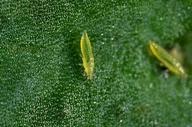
[80, 31, 94, 79]
[149, 40, 187, 78]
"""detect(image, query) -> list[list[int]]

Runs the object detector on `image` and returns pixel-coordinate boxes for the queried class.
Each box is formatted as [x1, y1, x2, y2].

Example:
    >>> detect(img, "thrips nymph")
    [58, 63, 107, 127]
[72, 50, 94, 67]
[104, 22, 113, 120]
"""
[80, 31, 94, 79]
[149, 41, 187, 78]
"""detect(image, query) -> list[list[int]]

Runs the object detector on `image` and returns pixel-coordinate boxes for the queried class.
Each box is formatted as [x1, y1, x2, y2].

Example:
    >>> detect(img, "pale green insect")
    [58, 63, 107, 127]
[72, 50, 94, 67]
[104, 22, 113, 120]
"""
[80, 31, 94, 79]
[149, 40, 187, 78]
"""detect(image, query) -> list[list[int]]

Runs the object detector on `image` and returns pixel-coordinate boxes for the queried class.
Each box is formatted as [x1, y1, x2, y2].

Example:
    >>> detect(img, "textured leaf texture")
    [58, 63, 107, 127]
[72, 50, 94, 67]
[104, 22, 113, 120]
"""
[0, 0, 192, 126]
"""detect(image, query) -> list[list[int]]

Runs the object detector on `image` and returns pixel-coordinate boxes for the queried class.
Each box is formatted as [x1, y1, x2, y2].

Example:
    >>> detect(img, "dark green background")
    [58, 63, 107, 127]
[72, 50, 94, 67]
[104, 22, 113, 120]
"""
[0, 0, 192, 126]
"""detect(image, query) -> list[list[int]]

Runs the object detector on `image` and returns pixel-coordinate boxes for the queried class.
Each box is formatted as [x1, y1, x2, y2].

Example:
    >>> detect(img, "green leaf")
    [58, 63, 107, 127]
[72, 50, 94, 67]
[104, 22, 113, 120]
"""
[0, 0, 192, 126]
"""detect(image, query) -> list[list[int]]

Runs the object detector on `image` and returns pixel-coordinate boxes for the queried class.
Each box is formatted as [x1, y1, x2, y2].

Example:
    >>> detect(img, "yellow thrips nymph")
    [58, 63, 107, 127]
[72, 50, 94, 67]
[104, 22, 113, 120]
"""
[80, 31, 94, 79]
[149, 40, 187, 78]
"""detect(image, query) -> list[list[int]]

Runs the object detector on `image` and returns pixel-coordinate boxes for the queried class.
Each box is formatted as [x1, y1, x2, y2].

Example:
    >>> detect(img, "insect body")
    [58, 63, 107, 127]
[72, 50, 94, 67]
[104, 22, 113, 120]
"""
[149, 41, 187, 78]
[80, 31, 94, 79]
